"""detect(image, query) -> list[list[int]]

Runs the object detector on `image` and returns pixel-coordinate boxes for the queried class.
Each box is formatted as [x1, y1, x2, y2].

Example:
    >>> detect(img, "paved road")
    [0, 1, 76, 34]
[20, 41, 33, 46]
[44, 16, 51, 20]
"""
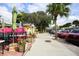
[24, 33, 77, 56]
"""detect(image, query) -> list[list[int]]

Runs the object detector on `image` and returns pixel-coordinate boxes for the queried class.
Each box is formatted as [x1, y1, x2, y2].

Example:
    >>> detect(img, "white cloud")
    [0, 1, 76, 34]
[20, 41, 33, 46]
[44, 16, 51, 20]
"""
[7, 3, 25, 12]
[28, 5, 38, 13]
[0, 3, 25, 24]
[57, 16, 79, 26]
[27, 3, 48, 13]
[0, 6, 12, 24]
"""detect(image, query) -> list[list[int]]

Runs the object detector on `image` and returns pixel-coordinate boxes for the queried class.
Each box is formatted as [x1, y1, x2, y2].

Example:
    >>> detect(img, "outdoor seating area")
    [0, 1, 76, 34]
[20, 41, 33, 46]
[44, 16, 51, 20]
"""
[0, 25, 37, 56]
[0, 5, 38, 56]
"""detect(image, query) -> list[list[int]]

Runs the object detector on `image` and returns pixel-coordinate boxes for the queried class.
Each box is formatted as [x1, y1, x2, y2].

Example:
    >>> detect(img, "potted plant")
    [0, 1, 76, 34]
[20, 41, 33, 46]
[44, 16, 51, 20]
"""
[18, 38, 26, 52]
[9, 43, 18, 52]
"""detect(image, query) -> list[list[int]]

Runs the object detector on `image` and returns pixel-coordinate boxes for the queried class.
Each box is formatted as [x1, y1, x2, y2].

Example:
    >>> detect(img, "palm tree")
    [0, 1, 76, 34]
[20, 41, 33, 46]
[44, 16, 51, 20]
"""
[47, 3, 71, 39]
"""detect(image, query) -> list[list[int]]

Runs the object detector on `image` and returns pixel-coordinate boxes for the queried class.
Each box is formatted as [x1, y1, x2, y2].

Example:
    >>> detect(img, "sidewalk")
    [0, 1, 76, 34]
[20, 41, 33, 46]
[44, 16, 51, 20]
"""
[24, 33, 76, 56]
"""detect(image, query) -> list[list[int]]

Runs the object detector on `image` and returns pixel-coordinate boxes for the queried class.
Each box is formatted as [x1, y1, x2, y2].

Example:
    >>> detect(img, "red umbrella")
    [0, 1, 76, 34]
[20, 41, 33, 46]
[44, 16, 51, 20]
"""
[14, 27, 26, 42]
[14, 27, 25, 33]
[2, 27, 13, 33]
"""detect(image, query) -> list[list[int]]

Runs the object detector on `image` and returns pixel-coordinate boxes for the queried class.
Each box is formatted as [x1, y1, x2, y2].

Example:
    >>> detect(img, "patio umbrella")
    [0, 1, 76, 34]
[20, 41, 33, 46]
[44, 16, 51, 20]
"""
[11, 6, 17, 44]
[2, 27, 13, 33]
[14, 27, 25, 33]
[2, 27, 13, 42]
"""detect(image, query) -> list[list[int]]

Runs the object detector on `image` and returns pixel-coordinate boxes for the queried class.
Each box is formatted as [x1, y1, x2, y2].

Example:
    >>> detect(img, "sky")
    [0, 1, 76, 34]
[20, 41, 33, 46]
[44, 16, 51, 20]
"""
[0, 3, 79, 25]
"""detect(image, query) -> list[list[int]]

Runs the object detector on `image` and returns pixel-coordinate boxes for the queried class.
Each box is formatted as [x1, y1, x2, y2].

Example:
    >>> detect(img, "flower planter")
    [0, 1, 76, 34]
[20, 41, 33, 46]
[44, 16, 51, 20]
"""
[18, 45, 25, 52]
[17, 38, 26, 52]
[15, 46, 19, 52]
[9, 43, 18, 52]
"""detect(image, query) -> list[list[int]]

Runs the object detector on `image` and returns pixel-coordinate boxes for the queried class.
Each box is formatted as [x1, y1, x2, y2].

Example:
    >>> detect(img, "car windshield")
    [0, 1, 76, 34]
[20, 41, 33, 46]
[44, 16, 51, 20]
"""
[58, 30, 69, 33]
[71, 29, 79, 33]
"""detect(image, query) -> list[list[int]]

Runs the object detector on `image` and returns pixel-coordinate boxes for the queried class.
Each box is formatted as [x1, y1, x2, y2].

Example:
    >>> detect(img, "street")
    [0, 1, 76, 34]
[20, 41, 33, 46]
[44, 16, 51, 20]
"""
[24, 33, 79, 56]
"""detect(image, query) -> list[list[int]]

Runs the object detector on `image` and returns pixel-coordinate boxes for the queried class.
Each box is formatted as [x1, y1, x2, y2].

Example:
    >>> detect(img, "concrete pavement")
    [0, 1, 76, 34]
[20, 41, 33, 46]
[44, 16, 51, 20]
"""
[24, 33, 76, 56]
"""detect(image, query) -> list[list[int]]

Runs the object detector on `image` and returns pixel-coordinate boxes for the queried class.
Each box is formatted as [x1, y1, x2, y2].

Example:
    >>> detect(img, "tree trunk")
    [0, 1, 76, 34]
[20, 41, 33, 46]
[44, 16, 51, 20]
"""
[54, 16, 57, 40]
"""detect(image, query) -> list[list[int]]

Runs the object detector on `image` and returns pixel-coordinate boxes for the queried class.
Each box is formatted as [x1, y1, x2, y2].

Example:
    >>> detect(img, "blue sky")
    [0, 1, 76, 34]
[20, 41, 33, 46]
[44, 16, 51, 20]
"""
[0, 3, 79, 25]
[70, 3, 79, 16]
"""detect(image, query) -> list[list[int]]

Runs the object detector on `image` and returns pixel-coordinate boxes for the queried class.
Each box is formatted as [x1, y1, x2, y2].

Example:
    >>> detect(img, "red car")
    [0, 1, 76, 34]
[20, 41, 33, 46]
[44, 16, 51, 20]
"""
[66, 29, 79, 42]
[57, 30, 69, 39]
[57, 29, 79, 43]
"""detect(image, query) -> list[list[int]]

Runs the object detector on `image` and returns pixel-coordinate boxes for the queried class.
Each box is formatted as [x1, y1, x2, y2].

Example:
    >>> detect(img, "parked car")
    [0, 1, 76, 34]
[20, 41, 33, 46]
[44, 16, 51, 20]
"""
[66, 29, 79, 42]
[57, 29, 70, 39]
[57, 27, 79, 43]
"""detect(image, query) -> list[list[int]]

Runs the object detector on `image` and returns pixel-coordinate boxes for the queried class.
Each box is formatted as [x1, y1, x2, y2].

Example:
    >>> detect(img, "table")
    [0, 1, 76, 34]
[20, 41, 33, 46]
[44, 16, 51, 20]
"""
[10, 34, 26, 37]
[16, 34, 26, 37]
[17, 34, 27, 39]
[0, 40, 5, 54]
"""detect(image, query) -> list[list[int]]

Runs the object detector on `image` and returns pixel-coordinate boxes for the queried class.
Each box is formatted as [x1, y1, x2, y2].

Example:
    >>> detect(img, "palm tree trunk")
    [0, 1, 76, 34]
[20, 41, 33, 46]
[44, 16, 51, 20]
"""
[54, 16, 57, 40]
